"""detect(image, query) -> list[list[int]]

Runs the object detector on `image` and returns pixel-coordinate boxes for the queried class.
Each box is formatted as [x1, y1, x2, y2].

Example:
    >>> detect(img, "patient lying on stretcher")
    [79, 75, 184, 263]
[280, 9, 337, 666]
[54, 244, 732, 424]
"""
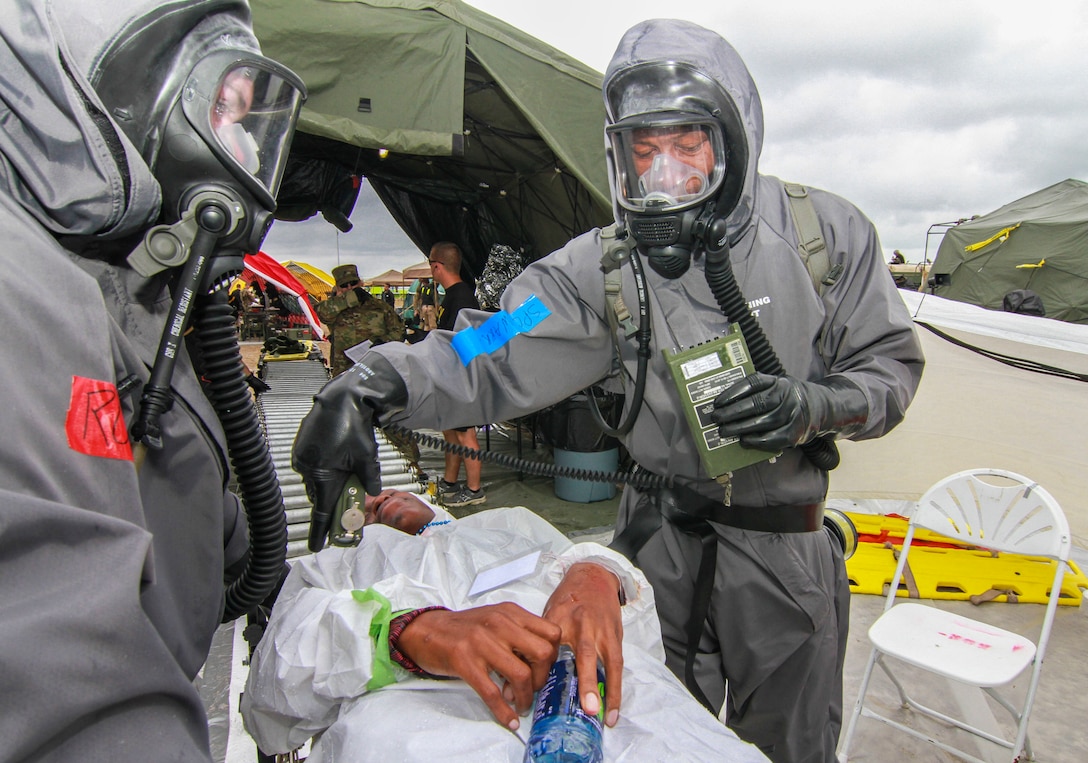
[241, 490, 768, 762]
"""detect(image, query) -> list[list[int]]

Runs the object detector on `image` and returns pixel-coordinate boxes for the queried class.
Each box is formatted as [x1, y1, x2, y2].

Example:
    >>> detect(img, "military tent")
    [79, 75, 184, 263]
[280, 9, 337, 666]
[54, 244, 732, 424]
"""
[367, 268, 409, 286]
[401, 261, 432, 282]
[929, 178, 1088, 324]
[251, 0, 613, 276]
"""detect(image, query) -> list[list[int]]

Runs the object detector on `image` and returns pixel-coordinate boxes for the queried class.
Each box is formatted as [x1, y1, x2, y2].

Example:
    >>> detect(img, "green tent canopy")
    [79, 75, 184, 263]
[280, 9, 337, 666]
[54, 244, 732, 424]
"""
[252, 0, 613, 275]
[930, 178, 1088, 324]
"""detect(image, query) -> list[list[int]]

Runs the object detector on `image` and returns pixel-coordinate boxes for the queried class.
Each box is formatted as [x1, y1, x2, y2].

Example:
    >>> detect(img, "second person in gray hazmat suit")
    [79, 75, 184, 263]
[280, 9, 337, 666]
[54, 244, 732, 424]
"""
[293, 19, 924, 763]
[0, 0, 305, 759]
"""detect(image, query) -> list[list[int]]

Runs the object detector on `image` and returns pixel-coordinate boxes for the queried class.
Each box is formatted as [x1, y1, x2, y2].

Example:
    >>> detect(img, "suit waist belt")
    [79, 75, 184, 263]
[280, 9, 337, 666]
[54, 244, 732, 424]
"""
[609, 483, 824, 561]
[709, 501, 825, 533]
[652, 482, 824, 533]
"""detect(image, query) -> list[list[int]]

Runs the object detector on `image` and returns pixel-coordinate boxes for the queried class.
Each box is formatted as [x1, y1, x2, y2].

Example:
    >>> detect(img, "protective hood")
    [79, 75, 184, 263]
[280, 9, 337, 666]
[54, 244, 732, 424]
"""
[604, 19, 764, 239]
[0, 0, 252, 242]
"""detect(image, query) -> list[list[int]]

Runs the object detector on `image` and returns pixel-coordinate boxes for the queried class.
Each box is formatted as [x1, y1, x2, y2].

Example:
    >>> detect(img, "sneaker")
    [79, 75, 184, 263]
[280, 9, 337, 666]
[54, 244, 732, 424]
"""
[436, 478, 463, 497]
[444, 486, 486, 508]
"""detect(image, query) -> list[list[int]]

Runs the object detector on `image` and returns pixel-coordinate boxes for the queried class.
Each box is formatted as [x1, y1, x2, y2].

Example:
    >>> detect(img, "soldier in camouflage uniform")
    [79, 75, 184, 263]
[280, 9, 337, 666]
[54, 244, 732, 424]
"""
[319, 264, 419, 469]
[318, 264, 405, 376]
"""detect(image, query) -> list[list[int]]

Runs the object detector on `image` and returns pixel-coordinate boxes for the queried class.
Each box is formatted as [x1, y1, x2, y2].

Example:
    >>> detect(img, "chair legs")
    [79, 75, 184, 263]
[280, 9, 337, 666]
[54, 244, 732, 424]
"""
[874, 654, 911, 708]
[983, 687, 1033, 761]
[840, 649, 1032, 763]
[838, 648, 879, 760]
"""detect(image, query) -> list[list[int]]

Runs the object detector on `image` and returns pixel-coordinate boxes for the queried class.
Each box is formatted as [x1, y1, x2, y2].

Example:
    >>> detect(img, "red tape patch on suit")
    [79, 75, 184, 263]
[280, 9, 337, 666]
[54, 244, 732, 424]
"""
[66, 376, 134, 461]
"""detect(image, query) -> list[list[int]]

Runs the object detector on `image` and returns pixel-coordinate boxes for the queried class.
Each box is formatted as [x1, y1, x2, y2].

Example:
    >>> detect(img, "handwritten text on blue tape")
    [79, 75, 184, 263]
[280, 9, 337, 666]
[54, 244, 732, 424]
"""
[451, 295, 551, 365]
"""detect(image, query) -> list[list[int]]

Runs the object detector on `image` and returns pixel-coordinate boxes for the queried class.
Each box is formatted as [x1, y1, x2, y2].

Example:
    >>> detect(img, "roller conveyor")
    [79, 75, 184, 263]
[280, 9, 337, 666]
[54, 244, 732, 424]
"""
[253, 355, 427, 557]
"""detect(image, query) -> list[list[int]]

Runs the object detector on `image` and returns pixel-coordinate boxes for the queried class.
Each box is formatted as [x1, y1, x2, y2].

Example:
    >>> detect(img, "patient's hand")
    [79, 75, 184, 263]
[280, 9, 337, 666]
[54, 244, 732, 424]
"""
[543, 562, 624, 727]
[396, 602, 559, 730]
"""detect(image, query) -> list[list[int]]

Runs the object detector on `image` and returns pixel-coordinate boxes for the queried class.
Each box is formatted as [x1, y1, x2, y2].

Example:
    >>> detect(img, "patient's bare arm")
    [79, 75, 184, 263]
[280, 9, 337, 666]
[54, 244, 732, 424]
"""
[395, 602, 560, 730]
[543, 562, 625, 727]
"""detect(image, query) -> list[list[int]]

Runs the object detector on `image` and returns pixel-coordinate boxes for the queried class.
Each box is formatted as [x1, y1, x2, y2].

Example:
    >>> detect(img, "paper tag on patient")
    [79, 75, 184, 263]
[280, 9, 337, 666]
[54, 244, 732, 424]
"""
[344, 339, 373, 364]
[468, 549, 542, 598]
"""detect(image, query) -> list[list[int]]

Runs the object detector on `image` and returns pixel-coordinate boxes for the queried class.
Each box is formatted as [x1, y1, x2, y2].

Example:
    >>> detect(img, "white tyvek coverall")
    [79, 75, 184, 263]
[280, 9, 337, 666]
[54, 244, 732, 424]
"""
[242, 506, 769, 762]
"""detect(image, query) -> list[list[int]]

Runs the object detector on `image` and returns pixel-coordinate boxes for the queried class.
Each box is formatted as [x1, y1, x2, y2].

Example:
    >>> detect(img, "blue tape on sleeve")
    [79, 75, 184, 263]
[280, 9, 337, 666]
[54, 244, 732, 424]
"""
[450, 294, 551, 365]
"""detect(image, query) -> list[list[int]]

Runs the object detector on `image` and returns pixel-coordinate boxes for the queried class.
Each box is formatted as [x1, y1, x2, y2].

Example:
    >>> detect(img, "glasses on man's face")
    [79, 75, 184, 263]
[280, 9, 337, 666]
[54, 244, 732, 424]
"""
[342, 280, 360, 288]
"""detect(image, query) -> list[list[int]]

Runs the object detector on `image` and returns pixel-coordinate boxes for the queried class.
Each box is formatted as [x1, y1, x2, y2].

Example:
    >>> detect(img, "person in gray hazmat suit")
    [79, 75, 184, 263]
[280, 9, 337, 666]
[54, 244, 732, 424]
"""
[293, 19, 924, 763]
[0, 1, 305, 760]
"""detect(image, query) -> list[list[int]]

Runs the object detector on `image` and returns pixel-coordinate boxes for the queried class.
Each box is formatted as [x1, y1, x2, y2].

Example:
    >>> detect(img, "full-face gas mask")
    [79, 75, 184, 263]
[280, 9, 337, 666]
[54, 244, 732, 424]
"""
[90, 7, 305, 449]
[128, 49, 304, 290]
[605, 62, 747, 278]
[92, 8, 304, 290]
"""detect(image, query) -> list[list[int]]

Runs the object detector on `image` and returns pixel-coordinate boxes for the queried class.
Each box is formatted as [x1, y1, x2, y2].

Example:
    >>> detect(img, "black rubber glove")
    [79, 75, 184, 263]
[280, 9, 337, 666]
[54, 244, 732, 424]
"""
[292, 353, 408, 551]
[711, 372, 868, 453]
[245, 373, 271, 394]
[353, 286, 370, 304]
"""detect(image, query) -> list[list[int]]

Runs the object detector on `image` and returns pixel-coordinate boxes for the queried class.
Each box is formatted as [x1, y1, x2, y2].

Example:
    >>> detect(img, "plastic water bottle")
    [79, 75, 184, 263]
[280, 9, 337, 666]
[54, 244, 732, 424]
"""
[523, 645, 604, 763]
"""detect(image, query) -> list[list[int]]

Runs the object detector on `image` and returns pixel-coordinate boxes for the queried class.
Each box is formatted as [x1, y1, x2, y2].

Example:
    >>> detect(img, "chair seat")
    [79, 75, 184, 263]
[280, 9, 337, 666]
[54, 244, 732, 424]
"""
[868, 602, 1036, 687]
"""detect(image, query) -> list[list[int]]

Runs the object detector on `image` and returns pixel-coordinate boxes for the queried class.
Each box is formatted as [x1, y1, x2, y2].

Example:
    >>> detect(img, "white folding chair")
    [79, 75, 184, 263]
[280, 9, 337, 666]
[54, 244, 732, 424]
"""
[839, 468, 1072, 763]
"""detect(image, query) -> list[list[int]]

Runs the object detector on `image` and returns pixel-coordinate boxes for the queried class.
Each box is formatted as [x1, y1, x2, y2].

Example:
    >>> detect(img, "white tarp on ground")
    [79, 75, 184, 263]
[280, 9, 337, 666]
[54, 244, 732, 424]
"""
[829, 290, 1088, 552]
[899, 290, 1088, 355]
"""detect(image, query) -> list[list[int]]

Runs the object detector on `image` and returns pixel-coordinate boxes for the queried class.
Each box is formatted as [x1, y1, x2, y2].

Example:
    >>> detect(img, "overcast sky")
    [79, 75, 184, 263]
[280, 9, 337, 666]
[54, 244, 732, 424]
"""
[262, 0, 1088, 281]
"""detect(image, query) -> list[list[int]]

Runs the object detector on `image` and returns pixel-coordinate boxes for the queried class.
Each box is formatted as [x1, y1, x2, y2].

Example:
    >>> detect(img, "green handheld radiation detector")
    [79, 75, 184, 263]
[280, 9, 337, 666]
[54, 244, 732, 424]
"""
[663, 324, 779, 479]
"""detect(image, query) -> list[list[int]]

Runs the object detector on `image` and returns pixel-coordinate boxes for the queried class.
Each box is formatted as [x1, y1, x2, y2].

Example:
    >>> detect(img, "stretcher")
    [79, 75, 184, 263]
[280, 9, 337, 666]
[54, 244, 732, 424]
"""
[845, 512, 1087, 605]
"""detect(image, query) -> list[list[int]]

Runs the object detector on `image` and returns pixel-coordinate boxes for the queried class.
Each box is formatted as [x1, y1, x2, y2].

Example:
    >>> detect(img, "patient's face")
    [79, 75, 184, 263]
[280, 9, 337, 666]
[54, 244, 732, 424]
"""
[364, 489, 436, 535]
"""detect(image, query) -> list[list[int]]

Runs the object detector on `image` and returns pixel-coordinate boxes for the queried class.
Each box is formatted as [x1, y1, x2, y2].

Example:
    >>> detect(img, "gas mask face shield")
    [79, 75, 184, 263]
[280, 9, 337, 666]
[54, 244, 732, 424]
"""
[605, 115, 727, 278]
[607, 115, 726, 215]
[604, 61, 746, 277]
[129, 50, 305, 281]
[202, 57, 303, 205]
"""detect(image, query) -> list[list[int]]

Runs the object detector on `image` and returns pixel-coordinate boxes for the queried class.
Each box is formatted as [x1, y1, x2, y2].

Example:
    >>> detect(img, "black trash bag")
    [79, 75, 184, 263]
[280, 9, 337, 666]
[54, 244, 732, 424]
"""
[536, 388, 623, 452]
[1002, 289, 1046, 317]
[275, 157, 361, 233]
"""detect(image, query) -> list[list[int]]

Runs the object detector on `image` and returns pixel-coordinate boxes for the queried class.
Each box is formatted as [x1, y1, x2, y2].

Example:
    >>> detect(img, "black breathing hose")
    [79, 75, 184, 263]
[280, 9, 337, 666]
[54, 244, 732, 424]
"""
[382, 423, 674, 493]
[132, 224, 220, 449]
[193, 291, 288, 622]
[702, 246, 841, 470]
[588, 244, 653, 438]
